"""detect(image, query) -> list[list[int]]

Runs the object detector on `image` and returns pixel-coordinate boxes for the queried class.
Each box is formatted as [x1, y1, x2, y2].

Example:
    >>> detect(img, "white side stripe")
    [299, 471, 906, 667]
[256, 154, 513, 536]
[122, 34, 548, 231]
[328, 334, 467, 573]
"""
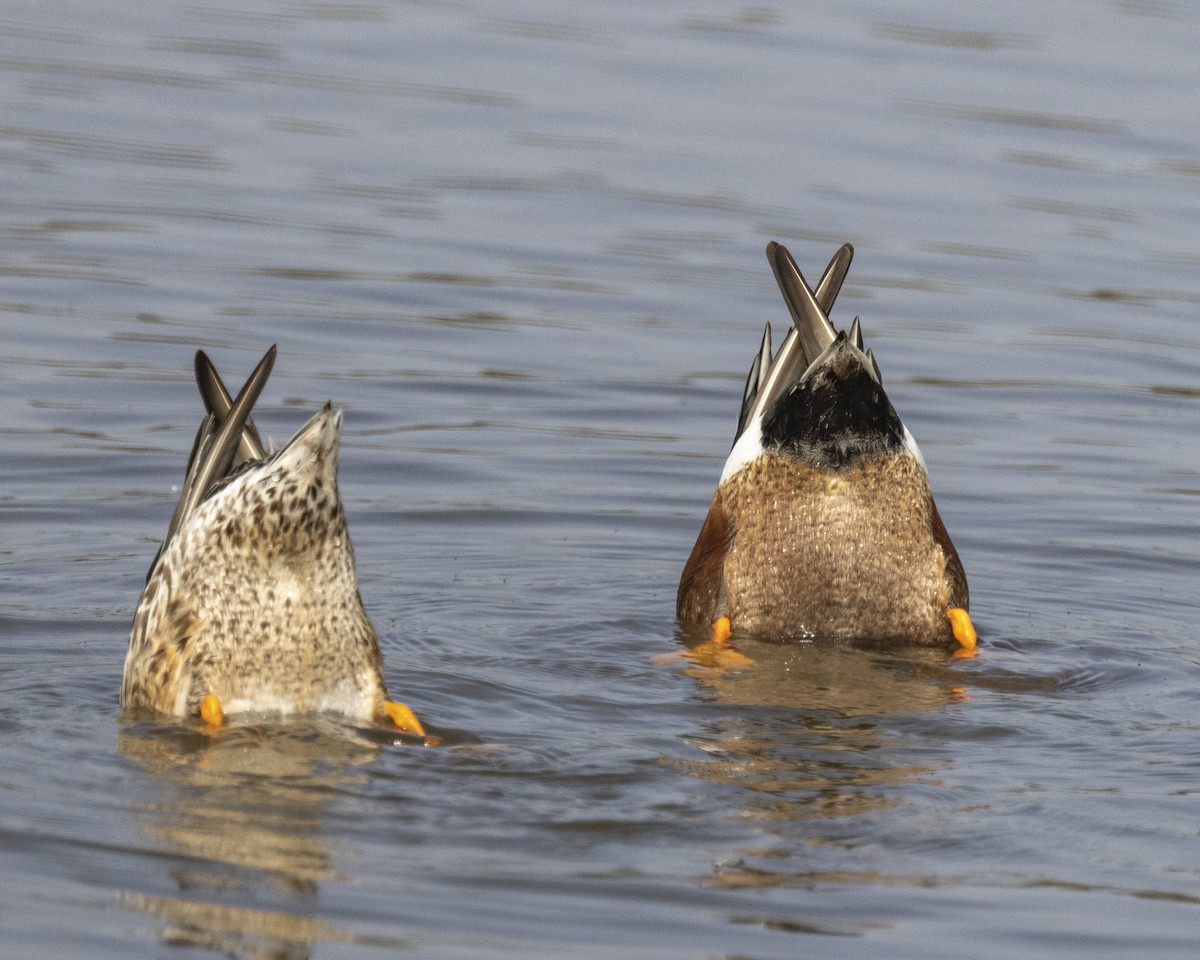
[720, 416, 764, 484]
[902, 423, 927, 470]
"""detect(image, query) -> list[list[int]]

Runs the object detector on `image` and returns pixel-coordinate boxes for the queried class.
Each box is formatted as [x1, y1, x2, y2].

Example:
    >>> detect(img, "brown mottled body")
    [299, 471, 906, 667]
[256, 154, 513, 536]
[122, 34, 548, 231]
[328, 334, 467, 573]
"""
[122, 407, 392, 720]
[678, 452, 966, 644]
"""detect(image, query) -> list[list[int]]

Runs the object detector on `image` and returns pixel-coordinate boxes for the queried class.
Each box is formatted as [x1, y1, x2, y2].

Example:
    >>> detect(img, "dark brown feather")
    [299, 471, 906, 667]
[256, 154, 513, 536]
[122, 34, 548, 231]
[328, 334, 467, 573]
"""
[677, 498, 731, 624]
[930, 499, 968, 610]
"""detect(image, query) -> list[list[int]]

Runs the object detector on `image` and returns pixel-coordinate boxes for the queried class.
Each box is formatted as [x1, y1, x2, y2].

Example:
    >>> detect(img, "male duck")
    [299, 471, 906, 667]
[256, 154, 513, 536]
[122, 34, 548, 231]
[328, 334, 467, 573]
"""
[121, 346, 425, 732]
[677, 242, 976, 650]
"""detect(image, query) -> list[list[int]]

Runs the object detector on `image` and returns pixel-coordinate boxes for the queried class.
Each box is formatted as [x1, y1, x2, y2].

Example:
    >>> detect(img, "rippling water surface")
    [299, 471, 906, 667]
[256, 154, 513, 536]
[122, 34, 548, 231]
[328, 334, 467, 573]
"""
[2, 1, 1199, 957]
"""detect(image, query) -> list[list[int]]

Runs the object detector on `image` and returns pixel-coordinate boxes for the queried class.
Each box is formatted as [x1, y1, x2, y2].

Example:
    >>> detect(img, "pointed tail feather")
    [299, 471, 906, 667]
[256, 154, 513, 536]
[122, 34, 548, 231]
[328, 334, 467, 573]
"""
[159, 347, 276, 558]
[734, 243, 854, 443]
[194, 347, 273, 464]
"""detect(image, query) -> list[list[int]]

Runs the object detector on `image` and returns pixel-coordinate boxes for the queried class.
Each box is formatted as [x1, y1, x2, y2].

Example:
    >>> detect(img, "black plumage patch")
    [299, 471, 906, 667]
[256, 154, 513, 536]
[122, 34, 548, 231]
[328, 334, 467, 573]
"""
[761, 336, 906, 470]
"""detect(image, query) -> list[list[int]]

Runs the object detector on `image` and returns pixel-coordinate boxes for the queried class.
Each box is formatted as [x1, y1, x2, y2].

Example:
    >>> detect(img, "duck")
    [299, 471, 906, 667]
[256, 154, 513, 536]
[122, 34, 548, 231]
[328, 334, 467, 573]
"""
[120, 346, 425, 733]
[677, 242, 976, 650]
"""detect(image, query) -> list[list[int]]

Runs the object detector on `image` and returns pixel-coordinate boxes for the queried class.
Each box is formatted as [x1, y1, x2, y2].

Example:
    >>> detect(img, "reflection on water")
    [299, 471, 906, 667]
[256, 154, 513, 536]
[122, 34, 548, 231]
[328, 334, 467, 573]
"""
[670, 637, 969, 887]
[119, 894, 363, 960]
[117, 721, 385, 959]
[672, 643, 960, 806]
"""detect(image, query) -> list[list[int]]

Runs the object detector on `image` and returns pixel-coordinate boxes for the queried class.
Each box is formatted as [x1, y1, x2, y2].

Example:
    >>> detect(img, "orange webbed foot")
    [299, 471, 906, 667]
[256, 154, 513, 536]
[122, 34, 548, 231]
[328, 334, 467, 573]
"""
[199, 693, 224, 727]
[947, 607, 978, 657]
[384, 701, 426, 737]
[688, 616, 753, 669]
[650, 617, 752, 670]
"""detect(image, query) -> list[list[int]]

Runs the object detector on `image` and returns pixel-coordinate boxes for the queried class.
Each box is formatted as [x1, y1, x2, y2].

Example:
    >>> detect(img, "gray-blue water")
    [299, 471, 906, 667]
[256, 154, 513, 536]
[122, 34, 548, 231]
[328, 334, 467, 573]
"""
[2, 1, 1199, 957]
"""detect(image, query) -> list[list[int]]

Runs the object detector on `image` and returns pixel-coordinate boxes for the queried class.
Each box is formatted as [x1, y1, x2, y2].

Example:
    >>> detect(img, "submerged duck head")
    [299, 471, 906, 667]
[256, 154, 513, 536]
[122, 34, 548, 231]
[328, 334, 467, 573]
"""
[121, 347, 423, 734]
[679, 242, 974, 650]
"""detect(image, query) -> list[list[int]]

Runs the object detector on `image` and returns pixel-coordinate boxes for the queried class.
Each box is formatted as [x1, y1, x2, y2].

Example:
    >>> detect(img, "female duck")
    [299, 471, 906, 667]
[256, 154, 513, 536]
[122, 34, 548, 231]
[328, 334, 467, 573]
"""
[121, 347, 424, 732]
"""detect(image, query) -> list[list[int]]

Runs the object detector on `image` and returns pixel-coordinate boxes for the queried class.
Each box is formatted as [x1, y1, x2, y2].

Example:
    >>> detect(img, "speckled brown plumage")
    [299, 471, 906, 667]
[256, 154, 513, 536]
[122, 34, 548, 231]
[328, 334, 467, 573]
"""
[679, 451, 966, 644]
[121, 352, 395, 721]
